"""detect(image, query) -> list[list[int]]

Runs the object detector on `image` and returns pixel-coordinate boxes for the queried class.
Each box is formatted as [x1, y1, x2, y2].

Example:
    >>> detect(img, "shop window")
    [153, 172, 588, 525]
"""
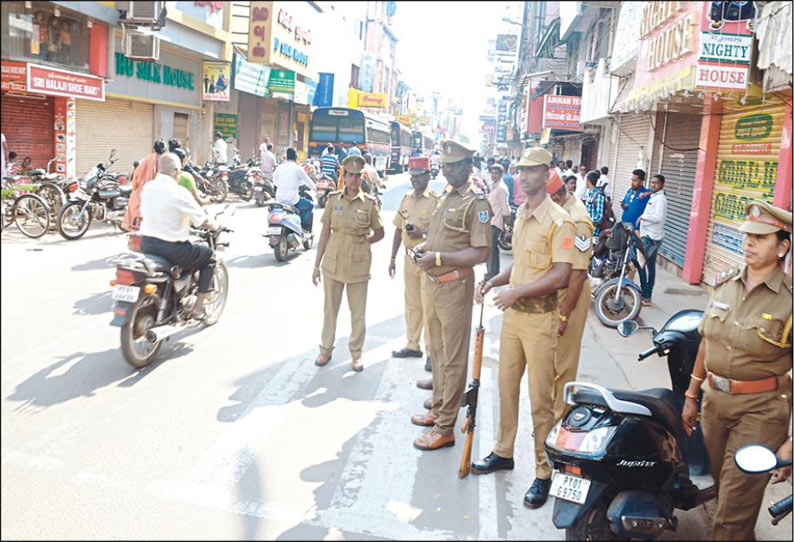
[1, 1, 90, 71]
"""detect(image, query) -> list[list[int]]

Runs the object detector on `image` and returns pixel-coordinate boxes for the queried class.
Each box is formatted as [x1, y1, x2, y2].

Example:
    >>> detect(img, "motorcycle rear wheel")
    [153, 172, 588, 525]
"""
[202, 261, 228, 326]
[594, 282, 641, 328]
[238, 181, 254, 202]
[210, 179, 227, 203]
[121, 295, 162, 368]
[37, 182, 66, 216]
[13, 194, 51, 239]
[565, 497, 624, 541]
[56, 201, 91, 240]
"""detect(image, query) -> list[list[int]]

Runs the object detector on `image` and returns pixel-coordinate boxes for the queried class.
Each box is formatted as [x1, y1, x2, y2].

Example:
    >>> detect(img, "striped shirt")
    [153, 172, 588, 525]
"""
[320, 154, 339, 178]
[585, 188, 606, 237]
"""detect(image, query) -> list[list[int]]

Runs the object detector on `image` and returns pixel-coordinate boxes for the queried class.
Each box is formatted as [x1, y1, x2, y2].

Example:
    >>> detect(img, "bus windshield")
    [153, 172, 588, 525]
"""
[390, 123, 400, 146]
[310, 108, 366, 144]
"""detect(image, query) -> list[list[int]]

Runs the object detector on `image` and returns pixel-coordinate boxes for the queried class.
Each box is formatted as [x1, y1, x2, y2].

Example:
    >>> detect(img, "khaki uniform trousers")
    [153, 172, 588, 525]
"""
[701, 377, 792, 540]
[319, 276, 369, 358]
[552, 279, 590, 422]
[494, 308, 558, 479]
[403, 253, 430, 352]
[425, 276, 475, 436]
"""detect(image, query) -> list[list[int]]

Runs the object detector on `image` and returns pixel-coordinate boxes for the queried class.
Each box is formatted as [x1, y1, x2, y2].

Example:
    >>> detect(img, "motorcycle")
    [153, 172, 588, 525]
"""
[109, 205, 233, 368]
[56, 150, 130, 240]
[591, 221, 647, 328]
[734, 444, 792, 526]
[217, 162, 254, 201]
[497, 204, 517, 252]
[315, 173, 337, 209]
[252, 164, 276, 207]
[185, 158, 227, 203]
[544, 310, 715, 540]
[264, 186, 314, 261]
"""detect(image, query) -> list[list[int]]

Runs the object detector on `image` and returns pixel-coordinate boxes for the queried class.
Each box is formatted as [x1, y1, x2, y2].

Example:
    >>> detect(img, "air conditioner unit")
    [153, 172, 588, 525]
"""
[123, 30, 160, 61]
[118, 1, 163, 27]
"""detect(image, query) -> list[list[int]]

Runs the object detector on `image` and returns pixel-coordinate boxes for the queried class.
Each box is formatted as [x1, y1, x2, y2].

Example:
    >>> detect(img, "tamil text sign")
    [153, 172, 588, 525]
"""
[1, 60, 27, 92]
[542, 95, 581, 131]
[247, 1, 316, 80]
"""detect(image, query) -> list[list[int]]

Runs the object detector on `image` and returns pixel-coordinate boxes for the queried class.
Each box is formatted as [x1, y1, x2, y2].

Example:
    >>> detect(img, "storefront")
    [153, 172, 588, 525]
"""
[609, 113, 653, 214]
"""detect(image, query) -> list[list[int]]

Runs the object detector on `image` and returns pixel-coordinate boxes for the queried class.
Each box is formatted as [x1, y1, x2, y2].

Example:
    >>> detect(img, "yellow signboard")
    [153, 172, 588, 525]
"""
[248, 1, 316, 80]
[347, 88, 387, 109]
[396, 115, 413, 127]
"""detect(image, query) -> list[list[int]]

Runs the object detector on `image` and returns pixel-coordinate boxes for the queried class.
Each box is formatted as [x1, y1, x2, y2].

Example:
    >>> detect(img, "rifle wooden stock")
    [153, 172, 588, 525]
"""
[458, 420, 474, 478]
[458, 302, 485, 479]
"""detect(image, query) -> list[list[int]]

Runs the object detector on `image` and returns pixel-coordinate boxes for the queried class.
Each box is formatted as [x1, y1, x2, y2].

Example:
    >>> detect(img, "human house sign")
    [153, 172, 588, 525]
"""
[247, 1, 317, 80]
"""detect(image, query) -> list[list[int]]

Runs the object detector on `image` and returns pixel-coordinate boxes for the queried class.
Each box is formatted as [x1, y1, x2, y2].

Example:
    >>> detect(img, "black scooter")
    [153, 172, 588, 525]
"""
[544, 310, 715, 540]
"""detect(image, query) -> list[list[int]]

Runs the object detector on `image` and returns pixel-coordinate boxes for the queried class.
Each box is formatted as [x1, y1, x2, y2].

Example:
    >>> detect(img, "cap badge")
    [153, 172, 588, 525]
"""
[751, 206, 761, 217]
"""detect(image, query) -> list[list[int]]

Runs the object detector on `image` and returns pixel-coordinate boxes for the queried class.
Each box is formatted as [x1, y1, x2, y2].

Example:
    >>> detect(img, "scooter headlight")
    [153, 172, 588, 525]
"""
[577, 426, 616, 455]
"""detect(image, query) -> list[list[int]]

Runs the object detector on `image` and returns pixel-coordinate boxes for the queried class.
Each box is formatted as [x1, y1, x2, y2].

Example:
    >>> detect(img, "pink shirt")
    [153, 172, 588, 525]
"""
[123, 152, 159, 230]
[489, 181, 510, 230]
[512, 177, 527, 206]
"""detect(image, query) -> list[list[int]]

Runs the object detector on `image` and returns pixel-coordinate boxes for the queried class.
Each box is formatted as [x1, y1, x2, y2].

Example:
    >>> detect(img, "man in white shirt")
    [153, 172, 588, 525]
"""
[596, 166, 612, 200]
[139, 153, 219, 319]
[637, 173, 668, 307]
[260, 142, 277, 176]
[274, 147, 316, 232]
[212, 131, 228, 164]
[574, 164, 588, 201]
[362, 152, 383, 194]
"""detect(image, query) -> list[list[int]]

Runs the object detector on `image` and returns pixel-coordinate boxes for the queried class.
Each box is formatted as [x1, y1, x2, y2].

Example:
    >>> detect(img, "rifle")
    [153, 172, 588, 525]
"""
[459, 297, 485, 478]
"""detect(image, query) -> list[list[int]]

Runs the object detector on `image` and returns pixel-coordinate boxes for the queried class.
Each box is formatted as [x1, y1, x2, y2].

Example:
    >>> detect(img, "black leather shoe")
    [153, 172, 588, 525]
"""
[471, 452, 514, 475]
[523, 478, 552, 509]
[392, 347, 423, 358]
[425, 356, 432, 372]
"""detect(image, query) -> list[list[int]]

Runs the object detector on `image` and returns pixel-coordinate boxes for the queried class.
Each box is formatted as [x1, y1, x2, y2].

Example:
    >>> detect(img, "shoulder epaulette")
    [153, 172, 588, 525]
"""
[715, 268, 740, 286]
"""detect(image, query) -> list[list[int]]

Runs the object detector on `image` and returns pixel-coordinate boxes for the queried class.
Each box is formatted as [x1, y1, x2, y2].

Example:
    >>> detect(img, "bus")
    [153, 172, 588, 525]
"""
[309, 107, 391, 175]
[411, 129, 434, 157]
[389, 121, 412, 173]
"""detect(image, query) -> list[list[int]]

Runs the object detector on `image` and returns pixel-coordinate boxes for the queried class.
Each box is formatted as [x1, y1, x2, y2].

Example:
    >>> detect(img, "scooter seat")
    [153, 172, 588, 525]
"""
[140, 253, 173, 272]
[612, 388, 684, 436]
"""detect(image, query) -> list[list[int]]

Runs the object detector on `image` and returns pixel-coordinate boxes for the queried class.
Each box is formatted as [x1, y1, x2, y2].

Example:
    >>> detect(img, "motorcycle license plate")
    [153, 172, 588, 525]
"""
[111, 284, 140, 303]
[549, 471, 591, 505]
[267, 226, 282, 235]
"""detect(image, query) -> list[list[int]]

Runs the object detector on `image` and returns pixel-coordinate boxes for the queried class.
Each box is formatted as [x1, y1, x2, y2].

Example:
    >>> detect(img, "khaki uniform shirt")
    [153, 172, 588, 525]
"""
[393, 189, 440, 250]
[562, 195, 594, 272]
[699, 265, 793, 380]
[510, 195, 576, 312]
[320, 190, 383, 283]
[424, 179, 492, 276]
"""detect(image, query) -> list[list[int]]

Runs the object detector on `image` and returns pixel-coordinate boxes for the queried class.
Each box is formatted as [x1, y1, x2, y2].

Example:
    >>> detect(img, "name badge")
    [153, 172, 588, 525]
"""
[712, 301, 729, 311]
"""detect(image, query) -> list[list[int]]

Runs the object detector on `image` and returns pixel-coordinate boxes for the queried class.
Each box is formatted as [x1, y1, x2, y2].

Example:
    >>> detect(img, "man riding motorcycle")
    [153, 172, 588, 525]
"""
[274, 147, 316, 232]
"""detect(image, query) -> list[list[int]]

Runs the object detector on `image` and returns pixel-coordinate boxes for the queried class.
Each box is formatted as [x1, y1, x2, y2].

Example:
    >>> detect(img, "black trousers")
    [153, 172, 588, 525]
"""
[140, 236, 216, 292]
[486, 225, 502, 280]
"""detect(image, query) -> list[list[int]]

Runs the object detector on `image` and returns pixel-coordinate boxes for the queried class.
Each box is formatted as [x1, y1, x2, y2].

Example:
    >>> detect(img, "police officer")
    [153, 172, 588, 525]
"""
[682, 200, 792, 540]
[389, 157, 439, 372]
[470, 147, 575, 509]
[411, 140, 492, 451]
[546, 169, 594, 422]
[312, 155, 384, 372]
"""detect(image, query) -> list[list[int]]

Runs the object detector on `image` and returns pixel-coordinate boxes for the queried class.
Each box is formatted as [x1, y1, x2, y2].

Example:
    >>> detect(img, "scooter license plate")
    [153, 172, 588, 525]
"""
[112, 284, 140, 303]
[549, 471, 591, 505]
[267, 226, 282, 235]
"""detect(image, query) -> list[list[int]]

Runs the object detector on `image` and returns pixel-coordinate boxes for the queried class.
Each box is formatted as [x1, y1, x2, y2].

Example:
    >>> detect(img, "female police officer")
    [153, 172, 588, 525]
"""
[312, 155, 384, 372]
[682, 199, 792, 540]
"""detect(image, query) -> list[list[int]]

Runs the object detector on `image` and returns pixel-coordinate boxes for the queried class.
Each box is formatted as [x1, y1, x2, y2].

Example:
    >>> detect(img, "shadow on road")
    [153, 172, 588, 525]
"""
[71, 255, 117, 272]
[73, 290, 113, 315]
[225, 253, 298, 269]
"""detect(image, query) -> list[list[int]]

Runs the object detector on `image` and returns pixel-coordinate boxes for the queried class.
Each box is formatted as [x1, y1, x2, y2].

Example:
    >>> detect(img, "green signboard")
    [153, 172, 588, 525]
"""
[267, 69, 295, 93]
[114, 52, 195, 91]
[214, 113, 238, 139]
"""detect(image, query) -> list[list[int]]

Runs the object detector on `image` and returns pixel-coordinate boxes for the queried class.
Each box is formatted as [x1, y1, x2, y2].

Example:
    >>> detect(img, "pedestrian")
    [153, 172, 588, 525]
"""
[389, 156, 439, 371]
[503, 163, 516, 206]
[597, 166, 612, 200]
[637, 174, 668, 306]
[410, 139, 491, 451]
[322, 143, 332, 157]
[486, 163, 509, 281]
[574, 164, 588, 201]
[274, 147, 316, 232]
[7, 152, 22, 177]
[168, 138, 182, 153]
[545, 170, 594, 423]
[620, 169, 651, 228]
[470, 147, 575, 510]
[172, 147, 210, 206]
[681, 200, 792, 541]
[563, 175, 577, 196]
[123, 138, 166, 231]
[320, 145, 340, 181]
[563, 159, 574, 178]
[584, 171, 607, 238]
[212, 131, 228, 164]
[336, 143, 348, 162]
[361, 153, 383, 196]
[1, 132, 7, 187]
[260, 142, 277, 176]
[312, 155, 384, 372]
[347, 146, 362, 157]
[555, 160, 566, 177]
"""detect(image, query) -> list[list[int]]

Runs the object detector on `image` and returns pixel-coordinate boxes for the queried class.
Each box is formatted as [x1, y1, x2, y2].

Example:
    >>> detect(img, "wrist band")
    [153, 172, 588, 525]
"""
[684, 391, 698, 400]
[690, 374, 704, 382]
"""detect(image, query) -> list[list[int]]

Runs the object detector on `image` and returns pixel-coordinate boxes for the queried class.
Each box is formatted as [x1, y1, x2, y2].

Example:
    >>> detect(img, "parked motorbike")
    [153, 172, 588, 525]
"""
[109, 206, 233, 368]
[56, 150, 130, 240]
[497, 204, 517, 252]
[218, 162, 254, 201]
[591, 221, 647, 328]
[544, 309, 714, 540]
[185, 158, 227, 203]
[315, 173, 337, 209]
[734, 444, 792, 526]
[252, 166, 276, 207]
[265, 186, 314, 261]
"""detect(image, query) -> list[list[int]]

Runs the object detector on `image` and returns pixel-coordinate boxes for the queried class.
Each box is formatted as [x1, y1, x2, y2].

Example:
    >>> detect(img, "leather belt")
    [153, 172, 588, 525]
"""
[707, 371, 779, 395]
[512, 292, 558, 314]
[426, 267, 472, 284]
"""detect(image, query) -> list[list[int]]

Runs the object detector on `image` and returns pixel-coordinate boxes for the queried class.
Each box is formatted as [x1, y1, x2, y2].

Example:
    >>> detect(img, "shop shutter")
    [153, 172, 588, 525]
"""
[611, 114, 651, 217]
[76, 97, 153, 178]
[1, 94, 54, 171]
[702, 103, 786, 285]
[657, 112, 700, 267]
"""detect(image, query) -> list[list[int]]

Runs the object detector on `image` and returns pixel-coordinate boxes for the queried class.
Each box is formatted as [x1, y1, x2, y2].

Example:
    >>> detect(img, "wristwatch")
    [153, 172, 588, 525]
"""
[559, 314, 568, 323]
[435, 252, 442, 267]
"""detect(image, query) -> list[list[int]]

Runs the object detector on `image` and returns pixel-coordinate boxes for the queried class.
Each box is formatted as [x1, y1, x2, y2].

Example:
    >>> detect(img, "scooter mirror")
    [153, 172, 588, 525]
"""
[617, 320, 639, 337]
[734, 445, 779, 473]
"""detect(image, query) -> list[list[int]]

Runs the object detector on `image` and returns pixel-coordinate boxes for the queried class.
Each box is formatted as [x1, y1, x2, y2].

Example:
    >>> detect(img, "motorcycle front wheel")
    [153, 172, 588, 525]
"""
[210, 179, 227, 203]
[56, 201, 92, 240]
[202, 261, 228, 326]
[594, 282, 641, 328]
[120, 294, 162, 368]
[238, 181, 254, 202]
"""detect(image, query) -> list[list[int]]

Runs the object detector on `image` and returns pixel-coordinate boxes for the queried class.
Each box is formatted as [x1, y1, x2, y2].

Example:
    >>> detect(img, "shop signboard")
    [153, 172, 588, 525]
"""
[542, 95, 581, 131]
[313, 72, 334, 107]
[396, 115, 413, 127]
[53, 97, 76, 178]
[247, 1, 317, 80]
[293, 80, 308, 105]
[357, 91, 387, 108]
[202, 61, 231, 102]
[214, 113, 238, 139]
[109, 45, 200, 106]
[695, 0, 754, 92]
[233, 54, 270, 97]
[497, 99, 507, 142]
[27, 63, 104, 101]
[267, 69, 295, 93]
[175, 1, 225, 28]
[1, 60, 27, 92]
[305, 78, 317, 105]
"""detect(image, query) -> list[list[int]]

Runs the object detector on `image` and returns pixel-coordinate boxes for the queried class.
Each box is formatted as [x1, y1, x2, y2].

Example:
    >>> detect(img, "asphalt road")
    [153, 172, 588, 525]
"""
[0, 172, 734, 540]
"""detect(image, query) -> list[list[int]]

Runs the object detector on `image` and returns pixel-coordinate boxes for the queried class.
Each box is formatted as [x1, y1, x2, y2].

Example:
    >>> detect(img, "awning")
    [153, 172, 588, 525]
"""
[616, 65, 696, 113]
[756, 1, 792, 92]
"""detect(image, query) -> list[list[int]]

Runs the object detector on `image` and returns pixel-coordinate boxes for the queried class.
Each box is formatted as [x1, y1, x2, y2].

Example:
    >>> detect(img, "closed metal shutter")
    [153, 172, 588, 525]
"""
[702, 103, 786, 285]
[657, 112, 700, 267]
[76, 97, 153, 178]
[611, 114, 651, 217]
[1, 93, 54, 171]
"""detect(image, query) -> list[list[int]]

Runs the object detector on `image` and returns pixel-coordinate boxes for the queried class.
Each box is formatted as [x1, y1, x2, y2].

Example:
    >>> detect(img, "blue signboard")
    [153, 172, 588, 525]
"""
[306, 78, 317, 106]
[314, 72, 334, 107]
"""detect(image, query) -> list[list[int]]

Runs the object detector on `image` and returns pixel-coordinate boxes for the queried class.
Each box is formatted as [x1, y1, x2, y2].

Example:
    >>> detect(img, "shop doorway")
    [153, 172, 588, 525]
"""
[174, 113, 189, 152]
